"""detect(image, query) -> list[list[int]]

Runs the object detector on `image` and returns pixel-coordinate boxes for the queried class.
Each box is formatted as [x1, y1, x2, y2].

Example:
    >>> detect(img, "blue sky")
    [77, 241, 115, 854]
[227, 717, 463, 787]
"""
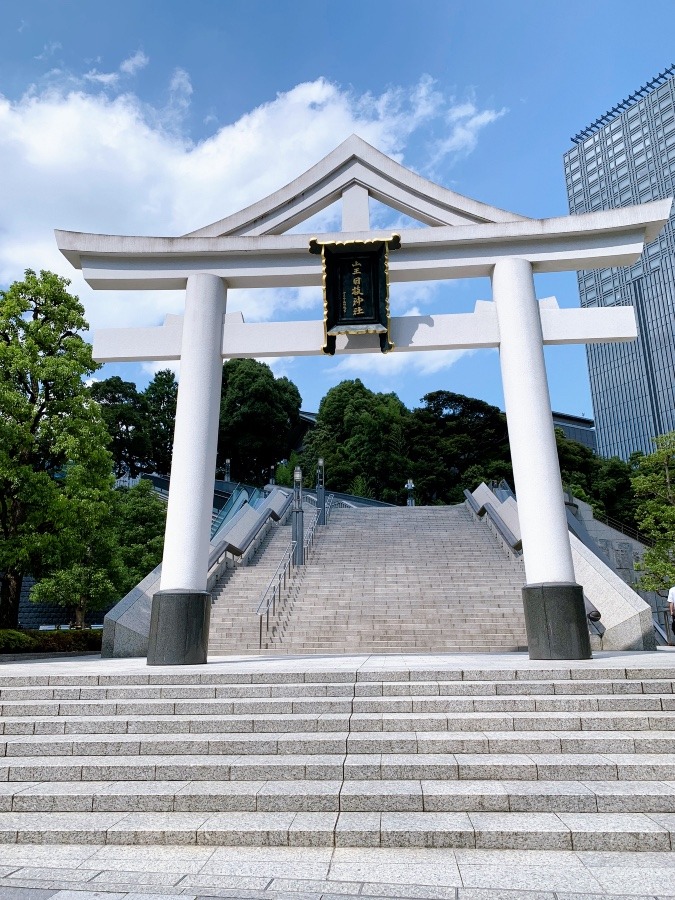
[1, 0, 673, 418]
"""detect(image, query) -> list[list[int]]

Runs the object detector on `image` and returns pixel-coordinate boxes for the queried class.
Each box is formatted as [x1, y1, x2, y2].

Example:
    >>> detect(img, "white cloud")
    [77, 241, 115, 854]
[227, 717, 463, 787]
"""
[141, 360, 180, 379]
[329, 348, 473, 380]
[0, 73, 505, 344]
[120, 50, 149, 76]
[78, 51, 150, 91]
[164, 67, 193, 127]
[431, 100, 507, 166]
[84, 69, 119, 86]
[34, 41, 61, 61]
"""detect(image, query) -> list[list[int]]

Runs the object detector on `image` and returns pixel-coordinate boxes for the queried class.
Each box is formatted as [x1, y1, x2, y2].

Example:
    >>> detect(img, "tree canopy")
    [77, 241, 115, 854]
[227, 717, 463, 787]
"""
[143, 369, 178, 475]
[217, 359, 301, 485]
[90, 376, 152, 479]
[31, 479, 166, 626]
[298, 379, 638, 518]
[90, 369, 178, 477]
[0, 270, 113, 628]
[408, 391, 512, 504]
[631, 431, 675, 595]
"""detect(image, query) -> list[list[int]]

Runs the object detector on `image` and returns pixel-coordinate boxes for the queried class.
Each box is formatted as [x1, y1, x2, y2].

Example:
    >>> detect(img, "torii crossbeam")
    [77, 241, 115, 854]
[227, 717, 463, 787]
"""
[56, 135, 672, 665]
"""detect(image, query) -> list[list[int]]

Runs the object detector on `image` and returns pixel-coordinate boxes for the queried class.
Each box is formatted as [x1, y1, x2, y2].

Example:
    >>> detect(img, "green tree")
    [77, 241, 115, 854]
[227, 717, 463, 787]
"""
[90, 376, 152, 478]
[632, 431, 675, 594]
[30, 462, 123, 627]
[408, 391, 511, 504]
[143, 369, 177, 475]
[113, 479, 166, 590]
[30, 478, 166, 627]
[0, 270, 113, 628]
[217, 359, 301, 485]
[302, 379, 412, 502]
[555, 428, 637, 525]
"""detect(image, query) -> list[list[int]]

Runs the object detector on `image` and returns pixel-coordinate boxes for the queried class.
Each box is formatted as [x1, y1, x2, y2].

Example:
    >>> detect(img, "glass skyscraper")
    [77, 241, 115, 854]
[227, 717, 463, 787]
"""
[564, 65, 675, 459]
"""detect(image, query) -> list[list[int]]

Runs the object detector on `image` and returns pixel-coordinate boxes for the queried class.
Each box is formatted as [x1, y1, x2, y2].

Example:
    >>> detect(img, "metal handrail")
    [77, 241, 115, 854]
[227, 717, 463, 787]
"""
[257, 540, 297, 648]
[325, 493, 335, 521]
[303, 508, 320, 560]
[591, 510, 653, 547]
[253, 497, 332, 649]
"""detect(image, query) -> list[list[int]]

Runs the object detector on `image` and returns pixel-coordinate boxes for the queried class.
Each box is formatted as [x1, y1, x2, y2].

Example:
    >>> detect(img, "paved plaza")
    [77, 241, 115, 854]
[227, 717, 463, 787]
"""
[0, 652, 674, 898]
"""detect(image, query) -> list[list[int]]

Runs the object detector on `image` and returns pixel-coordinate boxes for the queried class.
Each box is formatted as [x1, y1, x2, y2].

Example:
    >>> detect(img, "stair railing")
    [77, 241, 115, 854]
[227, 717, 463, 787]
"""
[256, 540, 297, 648]
[253, 497, 333, 649]
[303, 507, 320, 561]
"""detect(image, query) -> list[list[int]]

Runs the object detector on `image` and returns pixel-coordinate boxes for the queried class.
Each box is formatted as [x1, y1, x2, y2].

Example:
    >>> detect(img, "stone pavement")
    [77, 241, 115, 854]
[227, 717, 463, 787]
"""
[1, 651, 674, 898]
[1, 845, 675, 898]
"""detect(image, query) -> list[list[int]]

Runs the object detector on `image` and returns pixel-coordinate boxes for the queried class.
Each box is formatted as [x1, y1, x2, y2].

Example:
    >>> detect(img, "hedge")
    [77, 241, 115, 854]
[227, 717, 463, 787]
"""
[0, 629, 102, 654]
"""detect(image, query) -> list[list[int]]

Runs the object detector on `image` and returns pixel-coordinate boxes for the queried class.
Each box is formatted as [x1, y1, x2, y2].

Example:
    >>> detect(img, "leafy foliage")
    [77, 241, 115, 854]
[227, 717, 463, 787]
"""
[89, 369, 177, 477]
[30, 480, 166, 625]
[301, 379, 412, 503]
[217, 359, 301, 485]
[555, 428, 637, 525]
[0, 628, 102, 654]
[90, 376, 151, 479]
[408, 391, 512, 504]
[29, 460, 122, 626]
[143, 369, 177, 475]
[632, 431, 675, 594]
[112, 480, 166, 590]
[0, 270, 112, 628]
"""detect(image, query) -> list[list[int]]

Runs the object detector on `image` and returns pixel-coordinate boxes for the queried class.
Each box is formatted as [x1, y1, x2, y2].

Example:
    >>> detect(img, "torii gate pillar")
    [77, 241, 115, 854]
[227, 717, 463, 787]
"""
[493, 258, 590, 659]
[146, 273, 227, 665]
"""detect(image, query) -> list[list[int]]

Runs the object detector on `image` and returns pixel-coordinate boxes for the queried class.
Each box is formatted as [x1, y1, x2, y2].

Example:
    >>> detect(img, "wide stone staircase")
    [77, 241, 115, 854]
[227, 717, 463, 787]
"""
[1, 659, 675, 851]
[254, 504, 528, 654]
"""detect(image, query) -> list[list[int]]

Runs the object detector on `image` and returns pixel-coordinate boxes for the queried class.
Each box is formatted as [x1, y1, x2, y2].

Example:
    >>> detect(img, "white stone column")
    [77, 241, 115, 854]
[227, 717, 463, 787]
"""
[160, 273, 227, 592]
[492, 257, 575, 585]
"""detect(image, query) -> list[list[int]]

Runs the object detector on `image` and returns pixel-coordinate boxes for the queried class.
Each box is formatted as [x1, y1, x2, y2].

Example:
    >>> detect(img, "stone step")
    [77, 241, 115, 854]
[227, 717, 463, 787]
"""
[2, 779, 675, 814]
[4, 752, 675, 783]
[3, 693, 674, 719]
[5, 708, 675, 736]
[3, 729, 675, 758]
[3, 666, 674, 688]
[0, 807, 671, 850]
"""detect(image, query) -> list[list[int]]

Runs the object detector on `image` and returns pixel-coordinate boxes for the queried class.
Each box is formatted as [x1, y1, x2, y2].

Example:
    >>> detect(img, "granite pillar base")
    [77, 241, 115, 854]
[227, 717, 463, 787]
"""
[522, 582, 592, 660]
[147, 590, 211, 666]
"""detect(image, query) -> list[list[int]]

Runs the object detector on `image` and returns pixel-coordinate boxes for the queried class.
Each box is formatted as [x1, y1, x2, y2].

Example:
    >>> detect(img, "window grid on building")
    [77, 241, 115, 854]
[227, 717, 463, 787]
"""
[564, 68, 675, 459]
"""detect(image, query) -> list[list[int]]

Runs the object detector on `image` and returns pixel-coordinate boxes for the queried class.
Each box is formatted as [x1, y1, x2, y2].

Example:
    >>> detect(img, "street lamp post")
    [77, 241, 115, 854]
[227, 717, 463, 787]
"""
[406, 478, 415, 507]
[224, 458, 231, 483]
[292, 466, 304, 566]
[316, 457, 326, 525]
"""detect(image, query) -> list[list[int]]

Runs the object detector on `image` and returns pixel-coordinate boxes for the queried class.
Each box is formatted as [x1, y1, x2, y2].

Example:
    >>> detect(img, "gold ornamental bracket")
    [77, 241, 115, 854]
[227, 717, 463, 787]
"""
[309, 234, 401, 355]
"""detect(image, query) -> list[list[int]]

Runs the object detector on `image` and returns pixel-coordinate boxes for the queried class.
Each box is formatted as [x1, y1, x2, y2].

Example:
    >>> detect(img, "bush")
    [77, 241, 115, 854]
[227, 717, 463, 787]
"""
[0, 628, 102, 654]
[0, 630, 38, 653]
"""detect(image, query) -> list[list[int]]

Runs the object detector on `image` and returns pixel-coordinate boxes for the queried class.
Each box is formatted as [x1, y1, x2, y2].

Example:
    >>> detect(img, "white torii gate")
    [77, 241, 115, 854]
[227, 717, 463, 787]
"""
[56, 135, 671, 665]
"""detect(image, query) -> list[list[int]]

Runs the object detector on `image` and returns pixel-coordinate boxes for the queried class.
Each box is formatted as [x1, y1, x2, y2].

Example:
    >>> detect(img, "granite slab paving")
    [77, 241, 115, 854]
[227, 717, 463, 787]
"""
[0, 883, 670, 899]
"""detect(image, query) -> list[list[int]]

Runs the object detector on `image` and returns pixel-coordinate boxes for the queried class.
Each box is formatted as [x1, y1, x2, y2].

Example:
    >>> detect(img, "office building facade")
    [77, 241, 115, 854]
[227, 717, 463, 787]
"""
[564, 65, 675, 459]
[552, 411, 597, 452]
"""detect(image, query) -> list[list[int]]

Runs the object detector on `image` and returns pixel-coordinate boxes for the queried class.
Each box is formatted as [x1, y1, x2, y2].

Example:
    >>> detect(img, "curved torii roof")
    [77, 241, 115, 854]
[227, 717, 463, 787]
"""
[185, 134, 529, 237]
[55, 134, 671, 291]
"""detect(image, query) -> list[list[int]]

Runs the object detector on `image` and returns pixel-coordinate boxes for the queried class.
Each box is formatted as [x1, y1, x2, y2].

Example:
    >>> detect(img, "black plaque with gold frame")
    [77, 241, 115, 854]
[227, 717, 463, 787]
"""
[309, 234, 401, 355]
